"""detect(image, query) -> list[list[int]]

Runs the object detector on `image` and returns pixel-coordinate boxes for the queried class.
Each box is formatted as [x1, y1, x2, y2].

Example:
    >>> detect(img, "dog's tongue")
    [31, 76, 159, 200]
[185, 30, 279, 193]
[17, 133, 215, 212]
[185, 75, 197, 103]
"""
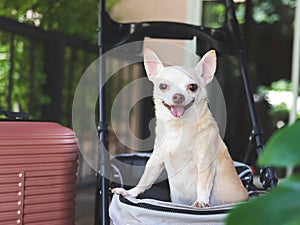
[170, 106, 185, 118]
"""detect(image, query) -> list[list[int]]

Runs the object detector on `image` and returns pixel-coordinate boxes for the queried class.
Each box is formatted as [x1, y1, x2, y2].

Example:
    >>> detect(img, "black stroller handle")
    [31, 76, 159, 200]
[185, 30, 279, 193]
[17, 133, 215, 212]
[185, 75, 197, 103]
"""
[101, 11, 236, 55]
[224, 0, 278, 189]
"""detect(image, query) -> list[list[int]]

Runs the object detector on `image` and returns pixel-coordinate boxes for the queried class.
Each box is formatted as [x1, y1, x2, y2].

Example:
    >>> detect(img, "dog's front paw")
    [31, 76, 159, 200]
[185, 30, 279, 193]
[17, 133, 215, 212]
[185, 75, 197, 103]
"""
[111, 188, 131, 197]
[111, 187, 140, 197]
[193, 200, 210, 208]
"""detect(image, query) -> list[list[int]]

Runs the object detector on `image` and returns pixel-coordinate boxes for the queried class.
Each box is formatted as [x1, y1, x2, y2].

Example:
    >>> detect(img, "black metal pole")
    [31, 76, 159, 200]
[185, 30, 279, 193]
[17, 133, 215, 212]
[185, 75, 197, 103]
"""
[95, 0, 111, 225]
[224, 0, 277, 189]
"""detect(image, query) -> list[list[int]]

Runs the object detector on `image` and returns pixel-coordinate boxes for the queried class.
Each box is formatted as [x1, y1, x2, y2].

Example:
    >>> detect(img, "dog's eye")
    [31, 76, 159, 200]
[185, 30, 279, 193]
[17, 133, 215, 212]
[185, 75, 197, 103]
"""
[187, 84, 198, 92]
[159, 83, 168, 90]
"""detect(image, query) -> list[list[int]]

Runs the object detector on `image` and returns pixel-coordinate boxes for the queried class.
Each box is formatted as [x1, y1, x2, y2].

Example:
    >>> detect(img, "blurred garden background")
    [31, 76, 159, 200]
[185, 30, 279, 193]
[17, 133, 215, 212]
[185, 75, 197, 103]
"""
[0, 0, 299, 224]
[1, 0, 298, 160]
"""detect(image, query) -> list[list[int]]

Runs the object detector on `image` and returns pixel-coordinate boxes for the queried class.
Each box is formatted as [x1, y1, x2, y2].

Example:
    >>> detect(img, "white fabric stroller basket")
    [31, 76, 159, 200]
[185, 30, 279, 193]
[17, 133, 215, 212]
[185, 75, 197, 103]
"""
[110, 195, 235, 225]
[109, 153, 259, 225]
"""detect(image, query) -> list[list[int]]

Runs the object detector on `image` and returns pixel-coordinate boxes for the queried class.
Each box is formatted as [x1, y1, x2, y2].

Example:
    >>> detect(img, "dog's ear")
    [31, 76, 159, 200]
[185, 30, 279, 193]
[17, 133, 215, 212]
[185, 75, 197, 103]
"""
[144, 48, 164, 79]
[195, 50, 216, 85]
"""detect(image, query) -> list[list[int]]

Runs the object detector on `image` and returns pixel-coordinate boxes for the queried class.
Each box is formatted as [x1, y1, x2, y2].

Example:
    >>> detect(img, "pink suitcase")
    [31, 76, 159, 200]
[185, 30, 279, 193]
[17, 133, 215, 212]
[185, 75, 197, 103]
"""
[0, 122, 78, 225]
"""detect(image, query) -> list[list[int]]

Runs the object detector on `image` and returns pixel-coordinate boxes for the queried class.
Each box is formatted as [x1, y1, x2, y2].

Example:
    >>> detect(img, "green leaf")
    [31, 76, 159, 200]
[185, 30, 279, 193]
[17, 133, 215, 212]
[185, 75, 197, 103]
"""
[226, 175, 300, 225]
[258, 120, 300, 167]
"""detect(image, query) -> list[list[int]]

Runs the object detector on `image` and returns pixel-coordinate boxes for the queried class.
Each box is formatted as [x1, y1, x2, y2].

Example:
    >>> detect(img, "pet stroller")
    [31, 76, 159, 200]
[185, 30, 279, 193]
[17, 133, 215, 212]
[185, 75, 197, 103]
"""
[93, 0, 278, 224]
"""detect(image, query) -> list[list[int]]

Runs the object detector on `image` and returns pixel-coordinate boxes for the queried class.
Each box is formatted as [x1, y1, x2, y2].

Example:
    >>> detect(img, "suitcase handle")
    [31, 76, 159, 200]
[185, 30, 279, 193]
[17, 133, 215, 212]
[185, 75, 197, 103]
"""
[0, 109, 30, 120]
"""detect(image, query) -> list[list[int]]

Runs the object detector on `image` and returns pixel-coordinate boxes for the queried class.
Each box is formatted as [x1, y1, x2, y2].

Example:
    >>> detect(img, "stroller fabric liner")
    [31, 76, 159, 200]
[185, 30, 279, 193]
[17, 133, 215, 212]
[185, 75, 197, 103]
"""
[109, 195, 236, 225]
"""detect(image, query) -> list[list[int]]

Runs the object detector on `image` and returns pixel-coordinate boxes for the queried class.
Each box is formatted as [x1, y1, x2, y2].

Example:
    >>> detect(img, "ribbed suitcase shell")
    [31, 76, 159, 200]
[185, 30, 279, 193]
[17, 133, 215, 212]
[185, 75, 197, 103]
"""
[0, 122, 78, 225]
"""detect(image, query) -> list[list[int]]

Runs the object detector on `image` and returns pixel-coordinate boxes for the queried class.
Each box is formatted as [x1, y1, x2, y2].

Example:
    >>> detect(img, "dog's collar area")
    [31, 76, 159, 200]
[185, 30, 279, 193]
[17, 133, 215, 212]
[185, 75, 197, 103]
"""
[162, 98, 195, 118]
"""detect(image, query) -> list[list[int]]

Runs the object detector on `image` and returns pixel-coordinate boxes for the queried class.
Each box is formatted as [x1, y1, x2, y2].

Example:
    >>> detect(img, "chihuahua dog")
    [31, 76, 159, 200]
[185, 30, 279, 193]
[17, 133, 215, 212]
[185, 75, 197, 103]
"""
[112, 48, 248, 207]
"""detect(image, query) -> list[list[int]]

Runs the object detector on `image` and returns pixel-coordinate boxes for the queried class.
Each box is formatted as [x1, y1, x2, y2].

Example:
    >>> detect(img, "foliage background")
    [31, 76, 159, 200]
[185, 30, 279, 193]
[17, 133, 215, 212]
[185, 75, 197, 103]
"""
[0, 1, 299, 222]
[1, 0, 120, 42]
[0, 0, 298, 160]
[0, 0, 119, 123]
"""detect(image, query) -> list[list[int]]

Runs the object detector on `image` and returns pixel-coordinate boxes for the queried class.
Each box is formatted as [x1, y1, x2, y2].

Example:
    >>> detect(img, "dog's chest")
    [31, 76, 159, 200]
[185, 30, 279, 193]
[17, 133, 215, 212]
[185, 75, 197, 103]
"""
[155, 120, 215, 169]
[156, 123, 200, 171]
[156, 124, 190, 155]
[164, 130, 182, 154]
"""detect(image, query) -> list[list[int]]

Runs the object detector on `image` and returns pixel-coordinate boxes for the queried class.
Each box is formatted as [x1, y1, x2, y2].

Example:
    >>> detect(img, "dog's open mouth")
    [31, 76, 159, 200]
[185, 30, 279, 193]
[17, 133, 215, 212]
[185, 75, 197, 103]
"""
[162, 99, 195, 118]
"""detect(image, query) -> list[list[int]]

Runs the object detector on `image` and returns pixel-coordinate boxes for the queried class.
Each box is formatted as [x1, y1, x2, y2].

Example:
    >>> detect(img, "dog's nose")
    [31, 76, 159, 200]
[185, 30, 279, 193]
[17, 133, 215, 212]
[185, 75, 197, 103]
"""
[172, 93, 185, 104]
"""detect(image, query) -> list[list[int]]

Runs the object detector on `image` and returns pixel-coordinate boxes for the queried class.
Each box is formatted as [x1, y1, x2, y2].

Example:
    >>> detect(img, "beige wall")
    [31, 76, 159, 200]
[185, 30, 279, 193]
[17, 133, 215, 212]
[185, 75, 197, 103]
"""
[110, 0, 188, 23]
[110, 0, 202, 66]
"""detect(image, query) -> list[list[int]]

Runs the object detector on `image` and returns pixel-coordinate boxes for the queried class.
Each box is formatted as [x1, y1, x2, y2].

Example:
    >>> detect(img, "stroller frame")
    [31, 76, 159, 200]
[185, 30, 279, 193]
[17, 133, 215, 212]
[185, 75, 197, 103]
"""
[95, 0, 278, 224]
